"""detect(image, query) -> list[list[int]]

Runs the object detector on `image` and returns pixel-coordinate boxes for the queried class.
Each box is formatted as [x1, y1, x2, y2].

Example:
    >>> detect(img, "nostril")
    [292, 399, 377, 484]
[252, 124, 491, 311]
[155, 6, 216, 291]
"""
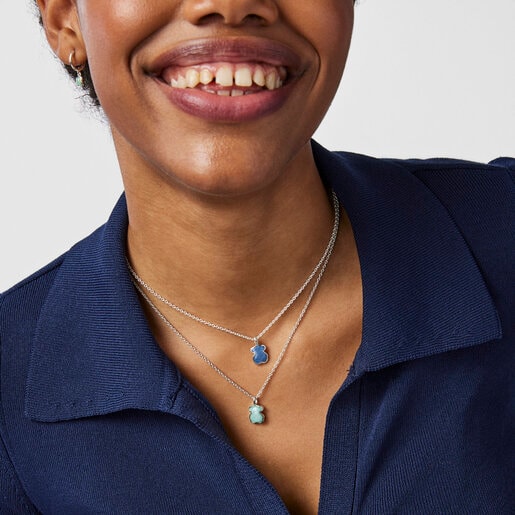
[184, 0, 279, 28]
[197, 12, 267, 28]
[196, 13, 225, 26]
[243, 14, 268, 27]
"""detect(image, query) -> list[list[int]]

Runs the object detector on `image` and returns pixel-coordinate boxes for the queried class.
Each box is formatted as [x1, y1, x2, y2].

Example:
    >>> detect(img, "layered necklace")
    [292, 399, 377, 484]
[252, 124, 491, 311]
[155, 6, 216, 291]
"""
[128, 192, 340, 424]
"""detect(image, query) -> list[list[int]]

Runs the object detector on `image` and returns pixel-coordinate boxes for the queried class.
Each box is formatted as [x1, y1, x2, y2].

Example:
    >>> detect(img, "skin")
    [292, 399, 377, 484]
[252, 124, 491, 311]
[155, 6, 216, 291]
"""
[37, 1, 360, 512]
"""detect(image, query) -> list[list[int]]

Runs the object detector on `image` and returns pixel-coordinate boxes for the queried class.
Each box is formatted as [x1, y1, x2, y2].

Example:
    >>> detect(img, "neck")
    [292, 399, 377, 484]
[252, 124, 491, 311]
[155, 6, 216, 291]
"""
[123, 147, 336, 331]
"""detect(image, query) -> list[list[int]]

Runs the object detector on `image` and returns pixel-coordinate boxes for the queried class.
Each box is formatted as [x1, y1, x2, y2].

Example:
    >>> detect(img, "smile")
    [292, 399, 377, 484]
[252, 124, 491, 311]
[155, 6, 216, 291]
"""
[150, 38, 304, 122]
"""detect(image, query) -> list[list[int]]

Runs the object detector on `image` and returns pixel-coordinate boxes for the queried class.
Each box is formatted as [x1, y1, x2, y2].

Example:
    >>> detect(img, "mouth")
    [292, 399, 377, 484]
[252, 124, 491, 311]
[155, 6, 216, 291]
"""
[149, 38, 304, 122]
[162, 62, 288, 97]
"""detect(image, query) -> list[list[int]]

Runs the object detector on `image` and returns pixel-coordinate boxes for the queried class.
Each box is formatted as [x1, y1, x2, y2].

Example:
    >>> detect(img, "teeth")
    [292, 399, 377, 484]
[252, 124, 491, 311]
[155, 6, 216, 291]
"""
[200, 68, 214, 85]
[216, 66, 233, 87]
[170, 65, 287, 91]
[186, 69, 200, 88]
[231, 89, 244, 96]
[253, 67, 266, 87]
[234, 67, 253, 87]
[217, 90, 231, 96]
[171, 75, 187, 89]
[265, 71, 279, 90]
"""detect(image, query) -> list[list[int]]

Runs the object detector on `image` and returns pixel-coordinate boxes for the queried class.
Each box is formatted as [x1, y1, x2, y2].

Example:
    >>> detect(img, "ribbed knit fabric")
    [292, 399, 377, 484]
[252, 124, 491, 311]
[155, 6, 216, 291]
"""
[1, 142, 513, 513]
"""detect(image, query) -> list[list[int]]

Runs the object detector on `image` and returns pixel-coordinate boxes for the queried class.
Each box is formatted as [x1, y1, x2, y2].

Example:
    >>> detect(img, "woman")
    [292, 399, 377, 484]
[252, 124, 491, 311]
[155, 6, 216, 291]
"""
[1, 1, 513, 513]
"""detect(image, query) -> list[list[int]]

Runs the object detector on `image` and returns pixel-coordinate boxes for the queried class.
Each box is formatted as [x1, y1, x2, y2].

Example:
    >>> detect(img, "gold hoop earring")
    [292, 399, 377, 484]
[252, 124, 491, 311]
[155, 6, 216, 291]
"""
[68, 50, 85, 88]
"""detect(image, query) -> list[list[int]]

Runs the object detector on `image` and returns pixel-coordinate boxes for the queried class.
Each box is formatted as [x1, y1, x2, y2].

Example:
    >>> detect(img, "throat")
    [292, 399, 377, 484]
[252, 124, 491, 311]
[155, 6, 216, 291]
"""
[126, 197, 339, 332]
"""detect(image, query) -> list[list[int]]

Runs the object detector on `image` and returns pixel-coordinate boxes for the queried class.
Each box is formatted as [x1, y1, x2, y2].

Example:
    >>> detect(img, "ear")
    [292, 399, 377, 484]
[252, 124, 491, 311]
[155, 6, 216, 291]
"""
[36, 0, 86, 66]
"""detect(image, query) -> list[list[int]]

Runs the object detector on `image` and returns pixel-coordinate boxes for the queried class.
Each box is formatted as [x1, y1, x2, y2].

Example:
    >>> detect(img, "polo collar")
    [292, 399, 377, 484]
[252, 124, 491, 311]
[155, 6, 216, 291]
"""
[312, 141, 501, 376]
[25, 142, 501, 423]
[25, 196, 177, 419]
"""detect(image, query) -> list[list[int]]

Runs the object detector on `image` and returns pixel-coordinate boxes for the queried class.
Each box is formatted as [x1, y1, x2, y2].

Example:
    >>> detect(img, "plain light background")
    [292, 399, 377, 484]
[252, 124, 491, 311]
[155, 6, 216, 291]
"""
[1, 0, 514, 291]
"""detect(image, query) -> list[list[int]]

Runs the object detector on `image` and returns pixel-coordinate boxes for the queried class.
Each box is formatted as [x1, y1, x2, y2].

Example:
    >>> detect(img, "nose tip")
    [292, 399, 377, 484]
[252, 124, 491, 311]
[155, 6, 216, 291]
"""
[183, 0, 279, 28]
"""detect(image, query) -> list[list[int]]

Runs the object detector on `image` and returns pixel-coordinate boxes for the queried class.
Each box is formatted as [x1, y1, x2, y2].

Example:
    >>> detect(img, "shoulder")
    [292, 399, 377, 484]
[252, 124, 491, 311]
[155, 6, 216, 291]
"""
[314, 141, 514, 325]
[0, 269, 64, 512]
[0, 212, 117, 511]
[0, 215, 110, 329]
[0, 223, 106, 372]
[312, 140, 515, 197]
[331, 150, 514, 231]
[363, 154, 515, 251]
[333, 149, 514, 332]
[0, 235, 102, 512]
[1, 254, 65, 303]
[335, 150, 515, 182]
[381, 155, 515, 210]
[314, 141, 514, 255]
[0, 196, 126, 358]
[0, 255, 66, 339]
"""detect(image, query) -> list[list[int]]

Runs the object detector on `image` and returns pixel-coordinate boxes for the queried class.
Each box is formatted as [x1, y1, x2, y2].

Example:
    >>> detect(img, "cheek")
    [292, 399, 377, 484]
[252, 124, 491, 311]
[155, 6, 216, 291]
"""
[77, 0, 162, 41]
[294, 2, 354, 119]
[288, 0, 354, 53]
[75, 1, 156, 127]
[313, 2, 354, 79]
[76, 1, 165, 81]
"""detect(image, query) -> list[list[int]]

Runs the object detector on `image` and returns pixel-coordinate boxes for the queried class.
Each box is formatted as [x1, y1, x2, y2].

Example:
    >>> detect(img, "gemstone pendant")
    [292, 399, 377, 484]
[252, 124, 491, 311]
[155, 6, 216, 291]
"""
[250, 341, 269, 365]
[249, 403, 265, 424]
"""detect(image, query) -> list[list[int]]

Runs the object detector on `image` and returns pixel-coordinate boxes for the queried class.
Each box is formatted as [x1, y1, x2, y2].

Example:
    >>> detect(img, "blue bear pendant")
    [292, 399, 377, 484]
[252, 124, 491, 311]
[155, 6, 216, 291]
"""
[250, 341, 269, 365]
[249, 403, 265, 424]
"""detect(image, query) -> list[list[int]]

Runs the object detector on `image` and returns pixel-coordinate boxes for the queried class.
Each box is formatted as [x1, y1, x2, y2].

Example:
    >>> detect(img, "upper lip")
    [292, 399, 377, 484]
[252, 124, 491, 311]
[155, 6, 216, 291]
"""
[148, 37, 303, 76]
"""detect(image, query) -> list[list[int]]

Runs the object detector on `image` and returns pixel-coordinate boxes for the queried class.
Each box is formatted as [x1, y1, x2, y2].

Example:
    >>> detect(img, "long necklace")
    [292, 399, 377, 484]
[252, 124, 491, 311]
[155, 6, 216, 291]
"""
[128, 192, 340, 367]
[130, 193, 340, 424]
[132, 216, 337, 424]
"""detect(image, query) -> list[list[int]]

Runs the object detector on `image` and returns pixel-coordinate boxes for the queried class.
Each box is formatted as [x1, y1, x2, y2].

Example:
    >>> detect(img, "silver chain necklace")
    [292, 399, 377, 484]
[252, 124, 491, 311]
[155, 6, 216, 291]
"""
[127, 192, 340, 367]
[129, 193, 340, 424]
[132, 212, 337, 424]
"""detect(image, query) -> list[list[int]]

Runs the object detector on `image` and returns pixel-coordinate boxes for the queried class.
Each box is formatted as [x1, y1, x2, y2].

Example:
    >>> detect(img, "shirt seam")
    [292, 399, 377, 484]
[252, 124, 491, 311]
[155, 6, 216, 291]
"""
[181, 382, 225, 430]
[226, 441, 288, 514]
[227, 451, 260, 515]
[350, 378, 363, 515]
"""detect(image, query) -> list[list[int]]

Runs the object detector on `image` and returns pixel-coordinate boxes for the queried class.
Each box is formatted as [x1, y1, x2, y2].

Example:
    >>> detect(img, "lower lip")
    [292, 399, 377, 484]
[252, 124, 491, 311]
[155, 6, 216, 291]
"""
[156, 79, 294, 123]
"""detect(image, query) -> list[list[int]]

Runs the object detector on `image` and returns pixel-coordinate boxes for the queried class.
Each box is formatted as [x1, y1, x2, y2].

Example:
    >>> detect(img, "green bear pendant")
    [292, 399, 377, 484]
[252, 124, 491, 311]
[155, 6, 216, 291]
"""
[249, 404, 265, 424]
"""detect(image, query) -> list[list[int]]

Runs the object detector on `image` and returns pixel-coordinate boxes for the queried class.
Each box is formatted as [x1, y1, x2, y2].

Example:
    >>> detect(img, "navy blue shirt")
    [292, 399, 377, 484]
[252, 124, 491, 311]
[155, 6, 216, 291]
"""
[1, 143, 514, 513]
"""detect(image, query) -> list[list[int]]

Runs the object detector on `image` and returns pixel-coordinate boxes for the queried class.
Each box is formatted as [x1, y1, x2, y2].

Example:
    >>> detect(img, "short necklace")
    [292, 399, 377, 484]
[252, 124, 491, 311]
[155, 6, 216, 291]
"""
[127, 192, 340, 367]
[130, 193, 340, 424]
[132, 210, 338, 424]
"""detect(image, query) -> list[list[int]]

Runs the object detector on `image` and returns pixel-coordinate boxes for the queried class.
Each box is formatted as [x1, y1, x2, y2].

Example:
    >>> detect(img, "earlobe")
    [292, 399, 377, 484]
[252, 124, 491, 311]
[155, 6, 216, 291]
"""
[36, 0, 86, 66]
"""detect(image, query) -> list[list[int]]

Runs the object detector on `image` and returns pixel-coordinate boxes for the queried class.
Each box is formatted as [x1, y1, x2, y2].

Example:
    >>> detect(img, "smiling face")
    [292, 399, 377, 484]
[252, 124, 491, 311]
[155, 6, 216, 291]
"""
[42, 0, 354, 196]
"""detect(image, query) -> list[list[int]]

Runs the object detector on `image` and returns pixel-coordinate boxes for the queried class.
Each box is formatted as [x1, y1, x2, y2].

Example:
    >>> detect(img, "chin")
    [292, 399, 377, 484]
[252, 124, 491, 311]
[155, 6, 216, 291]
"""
[161, 140, 293, 198]
[170, 163, 280, 198]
